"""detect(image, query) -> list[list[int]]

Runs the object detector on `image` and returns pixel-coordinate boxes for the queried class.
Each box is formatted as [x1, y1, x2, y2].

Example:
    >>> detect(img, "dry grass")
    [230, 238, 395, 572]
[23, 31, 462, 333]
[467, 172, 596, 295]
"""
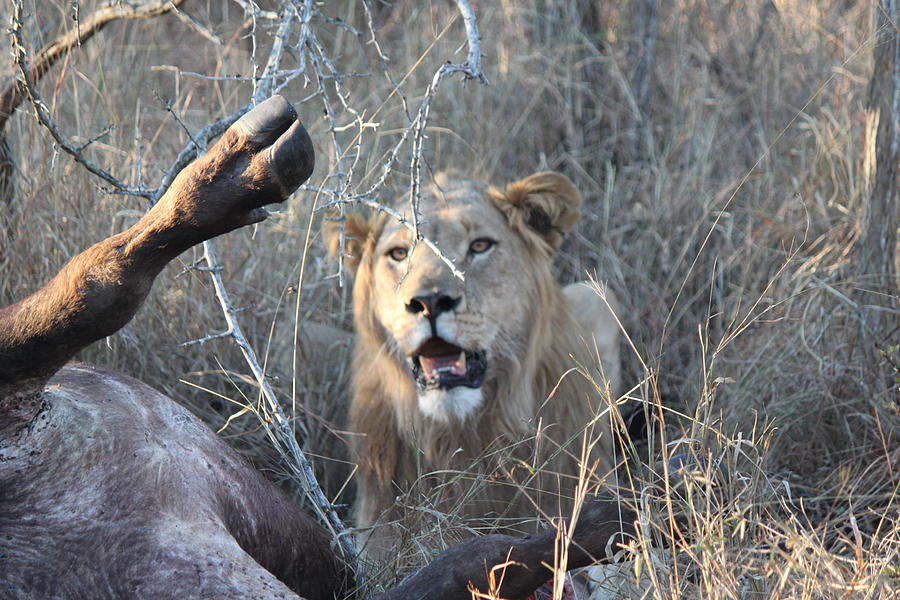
[1, 0, 897, 598]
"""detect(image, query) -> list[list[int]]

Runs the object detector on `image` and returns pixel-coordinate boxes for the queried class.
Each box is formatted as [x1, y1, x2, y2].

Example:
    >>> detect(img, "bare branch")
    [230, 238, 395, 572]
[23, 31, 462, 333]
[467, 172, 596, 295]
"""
[195, 240, 363, 582]
[362, 0, 390, 62]
[229, 0, 280, 21]
[453, 0, 488, 84]
[252, 5, 298, 102]
[326, 0, 488, 283]
[9, 0, 150, 198]
[6, 0, 185, 198]
[153, 91, 202, 152]
[170, 5, 224, 46]
[1, 0, 185, 133]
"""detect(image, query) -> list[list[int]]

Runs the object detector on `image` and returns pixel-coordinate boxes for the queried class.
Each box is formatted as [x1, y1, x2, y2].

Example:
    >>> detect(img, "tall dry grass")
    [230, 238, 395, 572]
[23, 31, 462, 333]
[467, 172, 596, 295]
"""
[0, 1, 897, 598]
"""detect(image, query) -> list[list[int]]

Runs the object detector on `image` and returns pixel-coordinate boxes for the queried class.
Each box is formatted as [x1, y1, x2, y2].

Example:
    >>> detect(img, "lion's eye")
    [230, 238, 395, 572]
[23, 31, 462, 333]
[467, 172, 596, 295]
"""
[468, 238, 495, 255]
[386, 247, 409, 262]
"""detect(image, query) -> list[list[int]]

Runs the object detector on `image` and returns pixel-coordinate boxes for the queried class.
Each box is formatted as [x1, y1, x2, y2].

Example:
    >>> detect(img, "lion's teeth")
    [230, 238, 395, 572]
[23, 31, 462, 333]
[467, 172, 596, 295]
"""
[418, 350, 468, 380]
[453, 352, 467, 375]
[420, 357, 437, 379]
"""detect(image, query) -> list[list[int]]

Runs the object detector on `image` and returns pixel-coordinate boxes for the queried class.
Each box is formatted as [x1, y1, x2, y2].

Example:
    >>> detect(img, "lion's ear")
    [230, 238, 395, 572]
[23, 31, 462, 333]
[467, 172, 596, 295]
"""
[489, 171, 582, 253]
[322, 212, 372, 275]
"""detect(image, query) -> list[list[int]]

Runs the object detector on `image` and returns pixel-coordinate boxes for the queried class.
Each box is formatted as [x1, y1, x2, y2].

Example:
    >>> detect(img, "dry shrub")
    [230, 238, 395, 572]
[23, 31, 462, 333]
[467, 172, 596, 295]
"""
[0, 0, 896, 597]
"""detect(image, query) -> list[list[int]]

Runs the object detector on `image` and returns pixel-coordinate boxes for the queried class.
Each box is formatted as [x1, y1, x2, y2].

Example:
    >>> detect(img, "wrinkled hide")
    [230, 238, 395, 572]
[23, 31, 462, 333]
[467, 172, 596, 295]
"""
[0, 365, 348, 600]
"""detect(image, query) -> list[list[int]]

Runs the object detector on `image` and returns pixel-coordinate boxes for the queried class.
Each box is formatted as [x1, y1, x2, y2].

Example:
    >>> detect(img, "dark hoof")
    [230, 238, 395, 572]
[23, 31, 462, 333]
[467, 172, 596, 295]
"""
[268, 119, 315, 195]
[234, 95, 298, 146]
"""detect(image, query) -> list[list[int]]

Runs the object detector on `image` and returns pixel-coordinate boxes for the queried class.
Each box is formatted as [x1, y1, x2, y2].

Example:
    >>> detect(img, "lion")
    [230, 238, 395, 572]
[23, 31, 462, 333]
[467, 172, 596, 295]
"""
[326, 171, 622, 552]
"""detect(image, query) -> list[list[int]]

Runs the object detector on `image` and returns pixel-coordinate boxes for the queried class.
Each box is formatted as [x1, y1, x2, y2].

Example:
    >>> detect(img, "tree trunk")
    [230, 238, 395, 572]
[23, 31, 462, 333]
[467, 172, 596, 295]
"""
[857, 1, 899, 364]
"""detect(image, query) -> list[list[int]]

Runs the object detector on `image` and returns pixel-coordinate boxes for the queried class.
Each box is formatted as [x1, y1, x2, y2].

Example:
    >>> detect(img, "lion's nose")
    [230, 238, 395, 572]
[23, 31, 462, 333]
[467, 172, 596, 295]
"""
[406, 292, 460, 317]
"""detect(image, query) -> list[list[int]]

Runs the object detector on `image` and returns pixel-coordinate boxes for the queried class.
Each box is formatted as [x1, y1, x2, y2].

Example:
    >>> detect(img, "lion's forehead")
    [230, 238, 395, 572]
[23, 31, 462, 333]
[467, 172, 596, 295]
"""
[380, 183, 506, 246]
[427, 175, 487, 199]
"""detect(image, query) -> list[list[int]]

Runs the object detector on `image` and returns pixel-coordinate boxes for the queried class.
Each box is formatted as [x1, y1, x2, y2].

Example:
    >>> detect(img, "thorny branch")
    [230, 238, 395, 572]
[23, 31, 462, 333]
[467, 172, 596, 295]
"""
[10, 0, 490, 589]
[324, 0, 487, 283]
[191, 241, 363, 583]
[8, 0, 162, 197]
[175, 0, 367, 582]
[2, 0, 186, 134]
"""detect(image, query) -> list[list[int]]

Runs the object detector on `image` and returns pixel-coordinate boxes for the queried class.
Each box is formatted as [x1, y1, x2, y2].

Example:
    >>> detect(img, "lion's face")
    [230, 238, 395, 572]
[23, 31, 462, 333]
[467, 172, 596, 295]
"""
[369, 179, 533, 421]
[330, 172, 582, 423]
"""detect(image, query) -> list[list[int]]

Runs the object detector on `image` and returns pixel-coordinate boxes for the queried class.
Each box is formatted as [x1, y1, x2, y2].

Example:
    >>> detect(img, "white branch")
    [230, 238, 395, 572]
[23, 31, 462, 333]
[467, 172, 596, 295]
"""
[9, 1, 156, 197]
[453, 0, 488, 83]
[327, 0, 488, 283]
[195, 241, 361, 575]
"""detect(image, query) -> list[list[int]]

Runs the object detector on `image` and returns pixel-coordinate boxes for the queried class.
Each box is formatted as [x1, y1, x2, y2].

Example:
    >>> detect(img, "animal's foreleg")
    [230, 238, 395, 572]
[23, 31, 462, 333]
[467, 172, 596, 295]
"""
[0, 96, 313, 399]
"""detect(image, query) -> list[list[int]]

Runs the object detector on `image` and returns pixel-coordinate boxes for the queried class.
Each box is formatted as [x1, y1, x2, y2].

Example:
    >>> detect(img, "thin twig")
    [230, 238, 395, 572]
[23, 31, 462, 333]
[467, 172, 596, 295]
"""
[1, 0, 185, 133]
[195, 241, 363, 584]
[328, 0, 488, 283]
[170, 5, 225, 46]
[9, 1, 154, 197]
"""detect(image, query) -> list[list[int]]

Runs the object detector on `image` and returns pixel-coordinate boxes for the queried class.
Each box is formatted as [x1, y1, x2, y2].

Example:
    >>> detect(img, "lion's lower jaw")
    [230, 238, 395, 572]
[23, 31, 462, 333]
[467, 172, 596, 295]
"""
[417, 387, 484, 423]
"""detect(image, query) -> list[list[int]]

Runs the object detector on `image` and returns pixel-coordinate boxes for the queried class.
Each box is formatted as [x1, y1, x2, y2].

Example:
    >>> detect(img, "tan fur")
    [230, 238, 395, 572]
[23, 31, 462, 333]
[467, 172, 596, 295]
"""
[325, 172, 622, 552]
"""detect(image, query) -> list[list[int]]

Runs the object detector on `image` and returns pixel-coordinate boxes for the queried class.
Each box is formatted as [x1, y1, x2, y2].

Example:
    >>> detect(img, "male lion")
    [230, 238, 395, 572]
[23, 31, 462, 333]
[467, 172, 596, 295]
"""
[327, 172, 622, 551]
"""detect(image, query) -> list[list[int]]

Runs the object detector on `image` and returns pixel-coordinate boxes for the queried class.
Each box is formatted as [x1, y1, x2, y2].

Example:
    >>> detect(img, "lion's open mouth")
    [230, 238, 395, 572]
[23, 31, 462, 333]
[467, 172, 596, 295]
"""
[410, 337, 487, 390]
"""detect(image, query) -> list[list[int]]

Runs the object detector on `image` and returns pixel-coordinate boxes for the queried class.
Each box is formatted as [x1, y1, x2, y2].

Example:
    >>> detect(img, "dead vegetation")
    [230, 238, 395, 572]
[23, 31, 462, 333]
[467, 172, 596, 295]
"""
[0, 0, 897, 598]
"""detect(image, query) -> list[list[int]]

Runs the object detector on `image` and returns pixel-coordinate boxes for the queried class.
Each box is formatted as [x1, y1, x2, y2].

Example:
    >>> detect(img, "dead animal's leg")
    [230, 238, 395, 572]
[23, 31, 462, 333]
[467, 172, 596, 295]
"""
[373, 492, 637, 600]
[374, 455, 703, 600]
[0, 95, 313, 401]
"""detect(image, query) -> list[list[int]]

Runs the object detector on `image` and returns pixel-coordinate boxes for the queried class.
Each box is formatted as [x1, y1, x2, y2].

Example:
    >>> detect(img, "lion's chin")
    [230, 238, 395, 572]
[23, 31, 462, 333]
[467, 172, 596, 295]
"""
[417, 387, 484, 423]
